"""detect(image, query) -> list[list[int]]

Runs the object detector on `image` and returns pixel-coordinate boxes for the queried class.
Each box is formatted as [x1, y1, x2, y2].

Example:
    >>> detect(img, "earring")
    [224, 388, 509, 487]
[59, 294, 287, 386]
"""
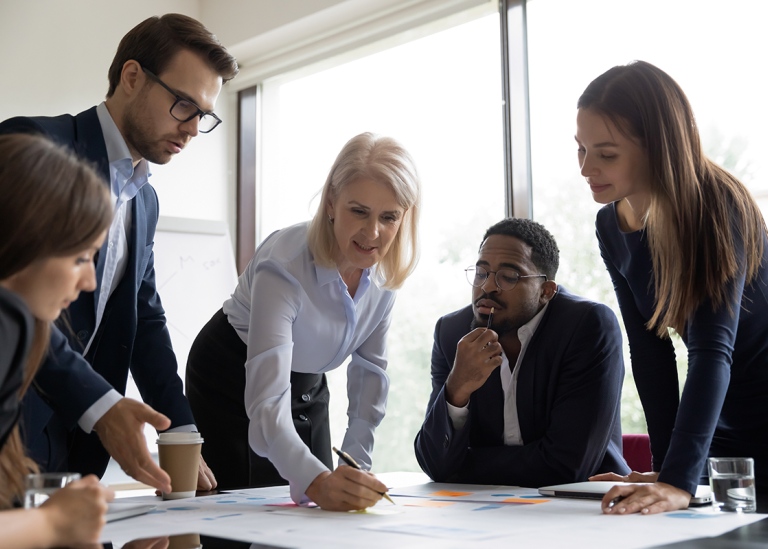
[328, 215, 334, 224]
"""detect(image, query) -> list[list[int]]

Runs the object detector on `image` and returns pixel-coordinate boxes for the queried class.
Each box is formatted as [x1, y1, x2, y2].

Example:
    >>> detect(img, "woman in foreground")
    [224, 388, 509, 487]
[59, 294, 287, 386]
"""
[0, 133, 115, 546]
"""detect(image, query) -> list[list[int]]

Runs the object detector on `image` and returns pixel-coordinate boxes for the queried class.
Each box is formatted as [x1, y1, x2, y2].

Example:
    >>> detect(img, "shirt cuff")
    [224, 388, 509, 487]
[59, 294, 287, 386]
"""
[291, 459, 330, 505]
[446, 399, 470, 431]
[77, 390, 122, 433]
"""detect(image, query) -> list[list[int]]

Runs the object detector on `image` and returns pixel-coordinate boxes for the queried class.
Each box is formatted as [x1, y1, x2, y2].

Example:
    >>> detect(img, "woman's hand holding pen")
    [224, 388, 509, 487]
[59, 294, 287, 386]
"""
[444, 327, 502, 408]
[305, 467, 389, 511]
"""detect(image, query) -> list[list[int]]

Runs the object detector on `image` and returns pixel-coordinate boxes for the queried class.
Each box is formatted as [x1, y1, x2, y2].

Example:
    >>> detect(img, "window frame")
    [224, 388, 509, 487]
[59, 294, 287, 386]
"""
[233, 1, 517, 267]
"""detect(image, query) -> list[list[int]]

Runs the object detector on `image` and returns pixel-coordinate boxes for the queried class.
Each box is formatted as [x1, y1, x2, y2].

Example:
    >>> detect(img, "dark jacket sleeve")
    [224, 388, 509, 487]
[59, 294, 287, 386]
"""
[0, 288, 34, 448]
[32, 327, 115, 428]
[414, 314, 473, 481]
[128, 186, 194, 427]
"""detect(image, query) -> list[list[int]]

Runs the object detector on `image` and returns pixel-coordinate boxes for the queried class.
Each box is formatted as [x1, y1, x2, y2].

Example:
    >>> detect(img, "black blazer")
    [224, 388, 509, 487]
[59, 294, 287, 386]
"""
[0, 287, 33, 450]
[414, 287, 630, 486]
[0, 108, 194, 475]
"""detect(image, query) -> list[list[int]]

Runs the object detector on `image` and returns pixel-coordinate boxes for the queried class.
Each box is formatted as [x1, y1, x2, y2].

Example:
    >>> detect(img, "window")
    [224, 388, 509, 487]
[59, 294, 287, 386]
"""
[257, 13, 503, 472]
[527, 0, 768, 431]
[242, 0, 766, 471]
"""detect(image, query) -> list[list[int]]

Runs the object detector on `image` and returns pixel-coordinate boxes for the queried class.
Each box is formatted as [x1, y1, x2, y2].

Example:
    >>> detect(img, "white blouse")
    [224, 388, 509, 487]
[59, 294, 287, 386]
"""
[223, 222, 395, 502]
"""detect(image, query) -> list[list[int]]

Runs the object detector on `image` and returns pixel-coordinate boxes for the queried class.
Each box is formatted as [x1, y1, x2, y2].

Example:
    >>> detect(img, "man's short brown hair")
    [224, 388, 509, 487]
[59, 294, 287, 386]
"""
[107, 13, 238, 97]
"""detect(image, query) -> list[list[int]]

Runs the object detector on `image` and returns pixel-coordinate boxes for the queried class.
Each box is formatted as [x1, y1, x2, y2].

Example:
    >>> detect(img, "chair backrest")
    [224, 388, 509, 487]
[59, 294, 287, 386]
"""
[622, 433, 652, 472]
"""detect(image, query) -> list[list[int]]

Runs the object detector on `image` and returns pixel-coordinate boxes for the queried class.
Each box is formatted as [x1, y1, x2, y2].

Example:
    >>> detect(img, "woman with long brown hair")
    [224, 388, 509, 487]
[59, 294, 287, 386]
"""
[576, 60, 768, 515]
[0, 133, 114, 546]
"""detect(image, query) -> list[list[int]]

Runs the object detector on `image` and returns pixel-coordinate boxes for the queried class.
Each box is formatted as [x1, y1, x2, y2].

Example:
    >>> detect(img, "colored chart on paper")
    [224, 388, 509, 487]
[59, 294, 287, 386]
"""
[391, 482, 551, 506]
[431, 490, 472, 497]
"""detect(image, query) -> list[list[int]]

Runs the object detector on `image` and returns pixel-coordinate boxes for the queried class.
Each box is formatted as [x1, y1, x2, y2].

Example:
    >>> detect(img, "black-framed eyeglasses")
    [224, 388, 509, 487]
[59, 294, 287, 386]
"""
[465, 265, 547, 292]
[141, 66, 222, 133]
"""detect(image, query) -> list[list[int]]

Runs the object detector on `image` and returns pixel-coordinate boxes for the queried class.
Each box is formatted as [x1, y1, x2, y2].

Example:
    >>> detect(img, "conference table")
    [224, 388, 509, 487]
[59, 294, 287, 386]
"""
[104, 473, 768, 548]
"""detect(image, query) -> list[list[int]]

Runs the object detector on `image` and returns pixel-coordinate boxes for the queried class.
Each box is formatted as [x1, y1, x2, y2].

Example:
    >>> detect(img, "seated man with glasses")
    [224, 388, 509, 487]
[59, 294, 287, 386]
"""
[0, 14, 238, 494]
[414, 218, 629, 486]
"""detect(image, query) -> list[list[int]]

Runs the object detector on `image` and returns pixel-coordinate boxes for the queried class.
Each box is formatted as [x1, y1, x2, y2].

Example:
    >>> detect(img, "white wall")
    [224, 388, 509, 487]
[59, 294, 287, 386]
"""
[0, 0, 489, 230]
[199, 0, 347, 47]
[0, 1, 230, 223]
[0, 0, 357, 230]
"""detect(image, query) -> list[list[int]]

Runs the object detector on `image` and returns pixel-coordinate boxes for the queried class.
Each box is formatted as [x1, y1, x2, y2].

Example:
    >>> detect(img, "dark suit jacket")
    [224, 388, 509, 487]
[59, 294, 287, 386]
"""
[0, 107, 194, 475]
[414, 287, 630, 486]
[0, 287, 33, 450]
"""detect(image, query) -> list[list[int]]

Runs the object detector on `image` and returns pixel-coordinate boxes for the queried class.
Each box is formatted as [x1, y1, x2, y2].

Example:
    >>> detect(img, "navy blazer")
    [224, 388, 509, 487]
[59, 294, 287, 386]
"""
[414, 287, 630, 486]
[0, 287, 33, 450]
[0, 107, 194, 475]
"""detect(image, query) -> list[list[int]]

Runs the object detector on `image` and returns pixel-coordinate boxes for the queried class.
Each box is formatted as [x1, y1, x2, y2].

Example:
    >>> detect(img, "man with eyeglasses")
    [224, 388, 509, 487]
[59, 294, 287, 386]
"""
[415, 218, 629, 486]
[0, 14, 238, 494]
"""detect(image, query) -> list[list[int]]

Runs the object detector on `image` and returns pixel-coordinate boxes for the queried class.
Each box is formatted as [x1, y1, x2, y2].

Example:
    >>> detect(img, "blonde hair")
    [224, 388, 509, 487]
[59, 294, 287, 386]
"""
[579, 61, 766, 336]
[0, 133, 112, 507]
[307, 133, 421, 289]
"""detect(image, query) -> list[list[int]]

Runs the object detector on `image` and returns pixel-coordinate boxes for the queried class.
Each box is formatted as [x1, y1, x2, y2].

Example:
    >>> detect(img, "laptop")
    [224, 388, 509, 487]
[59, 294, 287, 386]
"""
[538, 481, 713, 506]
[106, 502, 156, 522]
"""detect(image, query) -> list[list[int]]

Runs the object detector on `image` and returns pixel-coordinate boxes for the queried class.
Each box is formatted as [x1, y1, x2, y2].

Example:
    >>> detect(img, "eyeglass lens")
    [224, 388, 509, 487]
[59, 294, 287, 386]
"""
[466, 267, 520, 291]
[170, 100, 219, 132]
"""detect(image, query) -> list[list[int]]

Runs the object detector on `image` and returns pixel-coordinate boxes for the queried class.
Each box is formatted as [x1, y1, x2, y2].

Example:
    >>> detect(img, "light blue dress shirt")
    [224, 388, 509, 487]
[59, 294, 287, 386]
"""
[78, 102, 150, 432]
[223, 222, 395, 503]
[80, 102, 195, 436]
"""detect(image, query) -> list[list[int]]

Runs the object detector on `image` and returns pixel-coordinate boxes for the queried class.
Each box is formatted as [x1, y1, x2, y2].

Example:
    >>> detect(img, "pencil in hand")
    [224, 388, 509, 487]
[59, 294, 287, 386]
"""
[332, 446, 395, 504]
[487, 306, 495, 330]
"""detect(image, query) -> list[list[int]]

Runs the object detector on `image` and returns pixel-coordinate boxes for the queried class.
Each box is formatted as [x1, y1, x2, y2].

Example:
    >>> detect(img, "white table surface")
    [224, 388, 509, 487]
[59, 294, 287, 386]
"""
[105, 472, 765, 549]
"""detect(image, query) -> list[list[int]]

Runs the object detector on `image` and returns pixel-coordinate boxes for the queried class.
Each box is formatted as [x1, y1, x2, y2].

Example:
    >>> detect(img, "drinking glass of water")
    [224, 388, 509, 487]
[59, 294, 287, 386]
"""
[708, 457, 756, 513]
[23, 472, 81, 508]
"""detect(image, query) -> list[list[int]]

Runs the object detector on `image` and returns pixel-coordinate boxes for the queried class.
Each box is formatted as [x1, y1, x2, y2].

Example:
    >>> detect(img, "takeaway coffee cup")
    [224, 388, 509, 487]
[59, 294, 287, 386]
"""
[167, 533, 202, 549]
[156, 432, 204, 500]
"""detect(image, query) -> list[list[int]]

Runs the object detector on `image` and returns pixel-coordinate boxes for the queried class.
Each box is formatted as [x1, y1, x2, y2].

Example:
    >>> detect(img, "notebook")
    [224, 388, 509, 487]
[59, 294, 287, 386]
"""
[106, 502, 156, 522]
[538, 481, 713, 506]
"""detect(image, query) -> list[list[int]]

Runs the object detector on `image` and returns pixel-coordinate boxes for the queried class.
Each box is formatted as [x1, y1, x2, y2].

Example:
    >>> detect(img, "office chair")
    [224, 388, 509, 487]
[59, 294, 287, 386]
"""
[622, 433, 652, 472]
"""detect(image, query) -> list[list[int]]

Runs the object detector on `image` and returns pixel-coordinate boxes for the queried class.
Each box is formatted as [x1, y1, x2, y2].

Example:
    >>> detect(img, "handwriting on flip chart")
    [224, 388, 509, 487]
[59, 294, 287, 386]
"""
[152, 222, 238, 364]
[124, 217, 238, 453]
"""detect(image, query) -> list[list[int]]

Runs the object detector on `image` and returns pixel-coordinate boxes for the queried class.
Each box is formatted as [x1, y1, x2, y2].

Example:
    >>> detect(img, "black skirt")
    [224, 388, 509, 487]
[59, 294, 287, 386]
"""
[186, 308, 332, 490]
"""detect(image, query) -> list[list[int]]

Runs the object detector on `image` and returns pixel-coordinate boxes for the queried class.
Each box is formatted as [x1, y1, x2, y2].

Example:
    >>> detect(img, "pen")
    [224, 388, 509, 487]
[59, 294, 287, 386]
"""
[332, 446, 395, 505]
[607, 495, 624, 510]
[487, 306, 494, 330]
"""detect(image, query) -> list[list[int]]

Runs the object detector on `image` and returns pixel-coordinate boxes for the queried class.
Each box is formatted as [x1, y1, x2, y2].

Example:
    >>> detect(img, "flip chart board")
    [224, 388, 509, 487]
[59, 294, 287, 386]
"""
[124, 216, 239, 452]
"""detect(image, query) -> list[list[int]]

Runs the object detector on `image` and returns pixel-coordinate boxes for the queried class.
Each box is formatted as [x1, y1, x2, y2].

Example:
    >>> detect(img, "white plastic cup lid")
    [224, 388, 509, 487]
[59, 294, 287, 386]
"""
[156, 432, 204, 445]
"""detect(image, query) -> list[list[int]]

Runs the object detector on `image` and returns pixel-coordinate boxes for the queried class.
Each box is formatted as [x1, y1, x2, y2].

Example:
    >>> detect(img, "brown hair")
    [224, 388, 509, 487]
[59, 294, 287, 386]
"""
[107, 13, 239, 97]
[0, 133, 112, 507]
[307, 133, 421, 289]
[578, 60, 766, 336]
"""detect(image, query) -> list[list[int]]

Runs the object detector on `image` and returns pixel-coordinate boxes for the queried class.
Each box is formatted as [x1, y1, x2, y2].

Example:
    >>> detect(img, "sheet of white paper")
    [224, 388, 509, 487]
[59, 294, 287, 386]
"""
[103, 483, 766, 549]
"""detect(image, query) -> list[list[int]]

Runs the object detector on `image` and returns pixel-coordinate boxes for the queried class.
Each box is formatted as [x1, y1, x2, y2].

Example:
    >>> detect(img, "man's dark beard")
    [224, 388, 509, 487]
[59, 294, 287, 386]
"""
[123, 115, 167, 165]
[122, 89, 174, 165]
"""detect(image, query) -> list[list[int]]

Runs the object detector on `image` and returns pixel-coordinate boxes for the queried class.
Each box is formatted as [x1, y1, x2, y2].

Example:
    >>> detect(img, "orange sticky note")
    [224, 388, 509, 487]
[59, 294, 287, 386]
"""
[431, 490, 472, 497]
[502, 497, 549, 504]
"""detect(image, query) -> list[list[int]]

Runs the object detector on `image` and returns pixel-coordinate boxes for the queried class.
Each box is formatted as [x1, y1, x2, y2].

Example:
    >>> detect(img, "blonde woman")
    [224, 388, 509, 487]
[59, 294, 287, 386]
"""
[0, 134, 114, 547]
[187, 132, 421, 511]
[576, 60, 768, 515]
